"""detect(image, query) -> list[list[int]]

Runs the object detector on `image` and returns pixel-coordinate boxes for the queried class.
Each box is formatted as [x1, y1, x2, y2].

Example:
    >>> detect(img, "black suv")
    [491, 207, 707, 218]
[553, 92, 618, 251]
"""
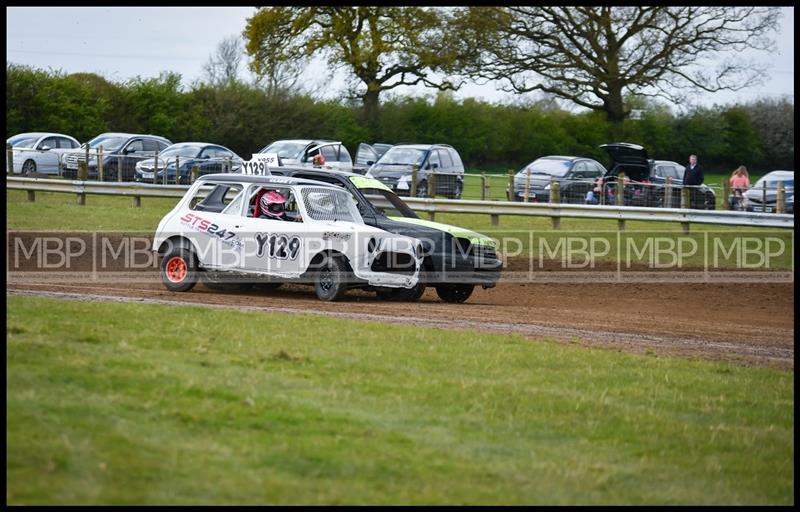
[269, 166, 502, 303]
[599, 143, 716, 210]
[62, 132, 172, 181]
[512, 155, 607, 203]
[366, 143, 465, 199]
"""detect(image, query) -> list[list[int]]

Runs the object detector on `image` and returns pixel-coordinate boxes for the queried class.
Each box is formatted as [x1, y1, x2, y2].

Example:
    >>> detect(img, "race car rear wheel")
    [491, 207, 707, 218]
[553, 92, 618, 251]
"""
[160, 247, 198, 292]
[314, 255, 349, 301]
[435, 284, 474, 303]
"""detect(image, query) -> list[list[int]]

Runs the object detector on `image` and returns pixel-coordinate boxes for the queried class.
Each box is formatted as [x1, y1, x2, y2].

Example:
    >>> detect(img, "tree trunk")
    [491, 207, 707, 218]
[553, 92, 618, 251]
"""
[362, 85, 381, 139]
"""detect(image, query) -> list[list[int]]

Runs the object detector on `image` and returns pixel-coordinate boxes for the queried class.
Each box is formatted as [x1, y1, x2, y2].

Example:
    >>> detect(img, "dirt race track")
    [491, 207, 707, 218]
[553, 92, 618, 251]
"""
[6, 232, 795, 369]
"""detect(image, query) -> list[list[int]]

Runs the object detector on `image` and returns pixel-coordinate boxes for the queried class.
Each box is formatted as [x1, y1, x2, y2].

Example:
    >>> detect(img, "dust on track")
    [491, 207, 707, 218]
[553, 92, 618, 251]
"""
[7, 231, 794, 369]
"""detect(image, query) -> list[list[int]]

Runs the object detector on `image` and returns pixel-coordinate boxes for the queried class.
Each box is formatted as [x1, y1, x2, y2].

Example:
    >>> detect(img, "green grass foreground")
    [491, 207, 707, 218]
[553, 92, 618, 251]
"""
[6, 295, 794, 505]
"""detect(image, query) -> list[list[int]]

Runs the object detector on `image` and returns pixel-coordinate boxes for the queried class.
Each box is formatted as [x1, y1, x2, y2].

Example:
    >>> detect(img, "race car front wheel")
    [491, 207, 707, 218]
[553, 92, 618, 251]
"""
[435, 284, 474, 303]
[160, 247, 198, 292]
[314, 255, 349, 301]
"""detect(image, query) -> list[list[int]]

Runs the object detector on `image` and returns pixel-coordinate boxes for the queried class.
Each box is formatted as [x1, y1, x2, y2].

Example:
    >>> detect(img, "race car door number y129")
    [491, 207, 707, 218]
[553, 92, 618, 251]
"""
[256, 233, 301, 260]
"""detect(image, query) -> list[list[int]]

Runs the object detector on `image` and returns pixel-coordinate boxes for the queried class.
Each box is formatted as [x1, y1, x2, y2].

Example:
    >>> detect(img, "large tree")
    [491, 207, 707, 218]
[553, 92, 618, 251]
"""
[448, 6, 781, 123]
[243, 6, 459, 128]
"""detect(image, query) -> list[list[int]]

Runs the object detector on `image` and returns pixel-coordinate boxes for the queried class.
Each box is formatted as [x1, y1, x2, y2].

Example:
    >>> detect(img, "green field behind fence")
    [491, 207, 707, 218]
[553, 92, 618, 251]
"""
[6, 190, 794, 270]
[6, 295, 794, 505]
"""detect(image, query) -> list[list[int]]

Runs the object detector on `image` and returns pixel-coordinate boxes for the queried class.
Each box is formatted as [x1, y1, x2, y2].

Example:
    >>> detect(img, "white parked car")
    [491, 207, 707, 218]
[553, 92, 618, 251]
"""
[6, 132, 81, 174]
[152, 174, 424, 301]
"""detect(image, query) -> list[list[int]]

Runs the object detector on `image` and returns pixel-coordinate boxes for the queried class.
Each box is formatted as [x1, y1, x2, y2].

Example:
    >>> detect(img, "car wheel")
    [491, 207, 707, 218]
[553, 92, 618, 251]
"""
[160, 246, 198, 292]
[22, 159, 36, 175]
[435, 284, 474, 304]
[416, 180, 428, 198]
[451, 181, 463, 200]
[103, 162, 118, 182]
[314, 255, 349, 301]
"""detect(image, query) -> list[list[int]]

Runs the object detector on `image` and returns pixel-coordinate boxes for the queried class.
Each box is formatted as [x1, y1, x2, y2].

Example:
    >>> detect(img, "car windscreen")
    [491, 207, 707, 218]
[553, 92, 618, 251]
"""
[360, 187, 419, 219]
[8, 135, 40, 148]
[301, 187, 363, 223]
[376, 147, 427, 166]
[754, 177, 794, 189]
[260, 141, 307, 159]
[160, 145, 203, 158]
[87, 136, 128, 151]
[518, 159, 571, 177]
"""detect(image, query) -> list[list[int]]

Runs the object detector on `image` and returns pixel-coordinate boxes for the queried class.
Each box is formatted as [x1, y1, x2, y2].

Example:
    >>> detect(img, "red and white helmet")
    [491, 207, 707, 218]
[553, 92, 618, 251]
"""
[259, 190, 287, 219]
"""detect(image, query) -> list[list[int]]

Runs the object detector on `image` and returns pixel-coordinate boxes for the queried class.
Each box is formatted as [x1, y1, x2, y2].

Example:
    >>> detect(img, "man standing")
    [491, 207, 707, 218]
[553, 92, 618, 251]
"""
[683, 154, 704, 208]
[684, 154, 704, 186]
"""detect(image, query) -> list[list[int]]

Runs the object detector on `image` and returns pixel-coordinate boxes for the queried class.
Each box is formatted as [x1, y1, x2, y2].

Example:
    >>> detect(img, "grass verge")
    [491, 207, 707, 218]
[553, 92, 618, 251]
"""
[7, 295, 794, 505]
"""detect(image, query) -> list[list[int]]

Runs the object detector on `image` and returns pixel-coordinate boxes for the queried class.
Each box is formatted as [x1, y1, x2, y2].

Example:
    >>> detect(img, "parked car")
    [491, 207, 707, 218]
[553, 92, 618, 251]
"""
[6, 132, 81, 175]
[269, 166, 501, 303]
[743, 170, 794, 214]
[599, 143, 716, 210]
[152, 173, 423, 301]
[135, 142, 243, 184]
[353, 142, 393, 174]
[257, 139, 353, 172]
[511, 155, 606, 203]
[62, 132, 172, 181]
[366, 143, 465, 199]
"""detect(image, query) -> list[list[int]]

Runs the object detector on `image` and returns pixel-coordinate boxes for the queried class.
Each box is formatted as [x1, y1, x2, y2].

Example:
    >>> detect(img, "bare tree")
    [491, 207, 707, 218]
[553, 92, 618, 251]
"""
[202, 35, 244, 86]
[448, 7, 781, 123]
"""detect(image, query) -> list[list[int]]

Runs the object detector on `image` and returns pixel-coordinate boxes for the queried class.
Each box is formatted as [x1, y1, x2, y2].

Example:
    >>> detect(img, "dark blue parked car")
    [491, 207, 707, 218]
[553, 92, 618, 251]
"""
[134, 142, 243, 184]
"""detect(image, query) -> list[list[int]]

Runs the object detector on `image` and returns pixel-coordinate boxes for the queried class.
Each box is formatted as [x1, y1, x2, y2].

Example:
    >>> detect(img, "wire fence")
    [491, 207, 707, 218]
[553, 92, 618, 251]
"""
[6, 144, 792, 215]
[6, 145, 237, 185]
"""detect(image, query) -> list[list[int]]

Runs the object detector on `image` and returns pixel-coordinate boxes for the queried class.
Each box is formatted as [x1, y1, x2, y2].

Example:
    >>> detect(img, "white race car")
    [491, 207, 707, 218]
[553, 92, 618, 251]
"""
[153, 174, 424, 301]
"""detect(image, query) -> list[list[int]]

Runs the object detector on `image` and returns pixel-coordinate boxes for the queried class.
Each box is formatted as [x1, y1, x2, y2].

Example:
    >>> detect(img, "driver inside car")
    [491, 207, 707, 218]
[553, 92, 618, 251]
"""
[254, 189, 302, 222]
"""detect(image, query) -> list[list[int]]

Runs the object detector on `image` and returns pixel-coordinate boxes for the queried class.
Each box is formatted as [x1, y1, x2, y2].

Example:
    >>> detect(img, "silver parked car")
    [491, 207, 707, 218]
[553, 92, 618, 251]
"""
[6, 132, 81, 175]
[258, 139, 353, 172]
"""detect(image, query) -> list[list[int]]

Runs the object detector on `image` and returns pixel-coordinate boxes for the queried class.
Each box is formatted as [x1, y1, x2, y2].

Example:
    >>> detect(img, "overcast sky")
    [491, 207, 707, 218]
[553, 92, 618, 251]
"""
[6, 6, 795, 111]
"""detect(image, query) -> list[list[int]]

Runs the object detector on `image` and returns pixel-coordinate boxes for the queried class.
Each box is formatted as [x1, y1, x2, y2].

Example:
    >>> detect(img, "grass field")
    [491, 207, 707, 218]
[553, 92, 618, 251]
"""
[6, 295, 794, 505]
[7, 189, 794, 270]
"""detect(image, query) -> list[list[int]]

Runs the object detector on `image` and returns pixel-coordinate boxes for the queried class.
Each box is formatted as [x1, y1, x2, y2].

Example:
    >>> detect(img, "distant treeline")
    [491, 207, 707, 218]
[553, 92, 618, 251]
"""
[6, 64, 794, 173]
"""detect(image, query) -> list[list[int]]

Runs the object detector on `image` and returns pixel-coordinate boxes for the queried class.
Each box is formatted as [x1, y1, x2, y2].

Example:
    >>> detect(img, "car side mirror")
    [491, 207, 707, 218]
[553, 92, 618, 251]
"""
[431, 163, 439, 170]
[366, 160, 374, 166]
[39, 145, 52, 151]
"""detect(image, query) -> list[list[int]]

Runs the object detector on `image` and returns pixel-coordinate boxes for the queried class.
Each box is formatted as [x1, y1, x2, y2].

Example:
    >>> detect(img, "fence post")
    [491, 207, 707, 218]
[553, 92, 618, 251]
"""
[550, 179, 561, 230]
[480, 173, 487, 200]
[524, 169, 531, 202]
[191, 165, 199, 183]
[133, 196, 141, 208]
[761, 181, 767, 212]
[410, 165, 418, 198]
[7, 144, 14, 175]
[427, 172, 436, 198]
[721, 178, 730, 210]
[616, 172, 626, 231]
[84, 144, 90, 180]
[507, 169, 515, 201]
[776, 182, 785, 214]
[117, 154, 123, 182]
[664, 176, 673, 208]
[225, 157, 231, 173]
[175, 156, 180, 185]
[680, 186, 691, 234]
[77, 161, 87, 205]
[97, 146, 104, 181]
[27, 190, 35, 202]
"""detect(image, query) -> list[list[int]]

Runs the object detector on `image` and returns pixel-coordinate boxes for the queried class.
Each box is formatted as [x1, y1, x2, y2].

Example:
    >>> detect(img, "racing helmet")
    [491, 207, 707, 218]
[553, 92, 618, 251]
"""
[259, 190, 287, 219]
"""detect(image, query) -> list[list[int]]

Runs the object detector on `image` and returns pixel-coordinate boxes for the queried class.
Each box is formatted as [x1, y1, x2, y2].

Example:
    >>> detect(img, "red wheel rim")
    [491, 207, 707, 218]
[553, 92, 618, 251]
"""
[165, 256, 188, 283]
